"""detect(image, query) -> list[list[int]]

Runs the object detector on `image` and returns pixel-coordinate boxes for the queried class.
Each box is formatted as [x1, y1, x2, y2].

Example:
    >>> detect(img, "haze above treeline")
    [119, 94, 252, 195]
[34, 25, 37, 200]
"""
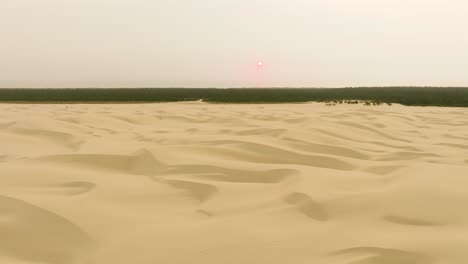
[2, 0, 468, 88]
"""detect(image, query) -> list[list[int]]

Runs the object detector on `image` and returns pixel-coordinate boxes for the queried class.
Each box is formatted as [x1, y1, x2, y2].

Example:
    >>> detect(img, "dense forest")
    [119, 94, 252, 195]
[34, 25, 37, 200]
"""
[0, 87, 467, 107]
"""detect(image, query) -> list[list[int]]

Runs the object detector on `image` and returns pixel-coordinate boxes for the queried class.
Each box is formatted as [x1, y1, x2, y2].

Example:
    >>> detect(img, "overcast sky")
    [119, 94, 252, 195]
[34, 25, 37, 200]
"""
[2, 0, 468, 88]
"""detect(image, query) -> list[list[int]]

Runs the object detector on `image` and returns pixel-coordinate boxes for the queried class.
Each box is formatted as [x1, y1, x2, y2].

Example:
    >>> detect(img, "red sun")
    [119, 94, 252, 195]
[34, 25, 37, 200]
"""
[257, 61, 264, 67]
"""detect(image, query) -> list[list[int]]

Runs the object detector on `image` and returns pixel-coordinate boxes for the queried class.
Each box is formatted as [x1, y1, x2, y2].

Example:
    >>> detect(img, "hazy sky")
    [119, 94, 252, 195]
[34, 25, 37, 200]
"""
[2, 0, 468, 87]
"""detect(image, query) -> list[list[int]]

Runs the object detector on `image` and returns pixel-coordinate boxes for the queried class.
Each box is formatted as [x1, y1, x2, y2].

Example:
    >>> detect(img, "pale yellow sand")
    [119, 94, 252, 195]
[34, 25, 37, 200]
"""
[0, 102, 467, 264]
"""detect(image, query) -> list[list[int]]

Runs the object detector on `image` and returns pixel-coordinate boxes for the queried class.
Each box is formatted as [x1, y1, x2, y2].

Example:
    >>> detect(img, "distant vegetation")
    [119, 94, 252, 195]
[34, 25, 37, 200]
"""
[324, 99, 391, 106]
[0, 87, 467, 107]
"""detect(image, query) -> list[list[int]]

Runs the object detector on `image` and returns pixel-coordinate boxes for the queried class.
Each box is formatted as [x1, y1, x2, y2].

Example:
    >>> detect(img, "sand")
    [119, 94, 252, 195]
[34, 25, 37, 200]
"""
[0, 102, 467, 264]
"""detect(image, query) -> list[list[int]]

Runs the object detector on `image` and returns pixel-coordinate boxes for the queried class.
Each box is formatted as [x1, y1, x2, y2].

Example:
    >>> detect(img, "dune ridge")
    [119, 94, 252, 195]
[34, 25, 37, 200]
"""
[0, 102, 467, 264]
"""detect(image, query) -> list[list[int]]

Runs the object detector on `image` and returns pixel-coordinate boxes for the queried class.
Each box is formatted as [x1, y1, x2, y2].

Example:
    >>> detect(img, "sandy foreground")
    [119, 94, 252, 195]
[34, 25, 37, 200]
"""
[0, 102, 467, 264]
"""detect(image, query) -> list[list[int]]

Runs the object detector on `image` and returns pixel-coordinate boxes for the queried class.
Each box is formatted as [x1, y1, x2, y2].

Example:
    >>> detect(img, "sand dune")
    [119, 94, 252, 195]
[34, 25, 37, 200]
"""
[0, 102, 467, 264]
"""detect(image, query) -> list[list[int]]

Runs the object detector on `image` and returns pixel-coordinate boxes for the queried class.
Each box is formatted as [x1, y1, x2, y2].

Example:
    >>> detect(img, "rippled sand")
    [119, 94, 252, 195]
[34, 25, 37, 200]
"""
[0, 102, 467, 264]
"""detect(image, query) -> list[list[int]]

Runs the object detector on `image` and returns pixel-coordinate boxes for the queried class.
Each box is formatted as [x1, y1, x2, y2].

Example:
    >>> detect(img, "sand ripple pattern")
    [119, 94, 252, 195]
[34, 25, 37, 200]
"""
[0, 102, 467, 264]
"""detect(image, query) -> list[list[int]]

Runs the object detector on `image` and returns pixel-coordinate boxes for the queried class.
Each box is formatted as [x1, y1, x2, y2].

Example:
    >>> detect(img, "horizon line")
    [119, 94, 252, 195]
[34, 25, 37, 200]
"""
[2, 86, 468, 89]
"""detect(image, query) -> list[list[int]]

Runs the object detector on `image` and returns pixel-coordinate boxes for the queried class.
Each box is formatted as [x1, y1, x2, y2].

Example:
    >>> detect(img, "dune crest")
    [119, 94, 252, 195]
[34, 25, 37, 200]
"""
[0, 195, 94, 264]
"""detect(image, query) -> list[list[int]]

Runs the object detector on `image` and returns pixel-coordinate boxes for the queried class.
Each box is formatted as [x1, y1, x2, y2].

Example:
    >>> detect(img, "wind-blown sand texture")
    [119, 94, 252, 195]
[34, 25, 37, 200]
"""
[0, 102, 467, 264]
